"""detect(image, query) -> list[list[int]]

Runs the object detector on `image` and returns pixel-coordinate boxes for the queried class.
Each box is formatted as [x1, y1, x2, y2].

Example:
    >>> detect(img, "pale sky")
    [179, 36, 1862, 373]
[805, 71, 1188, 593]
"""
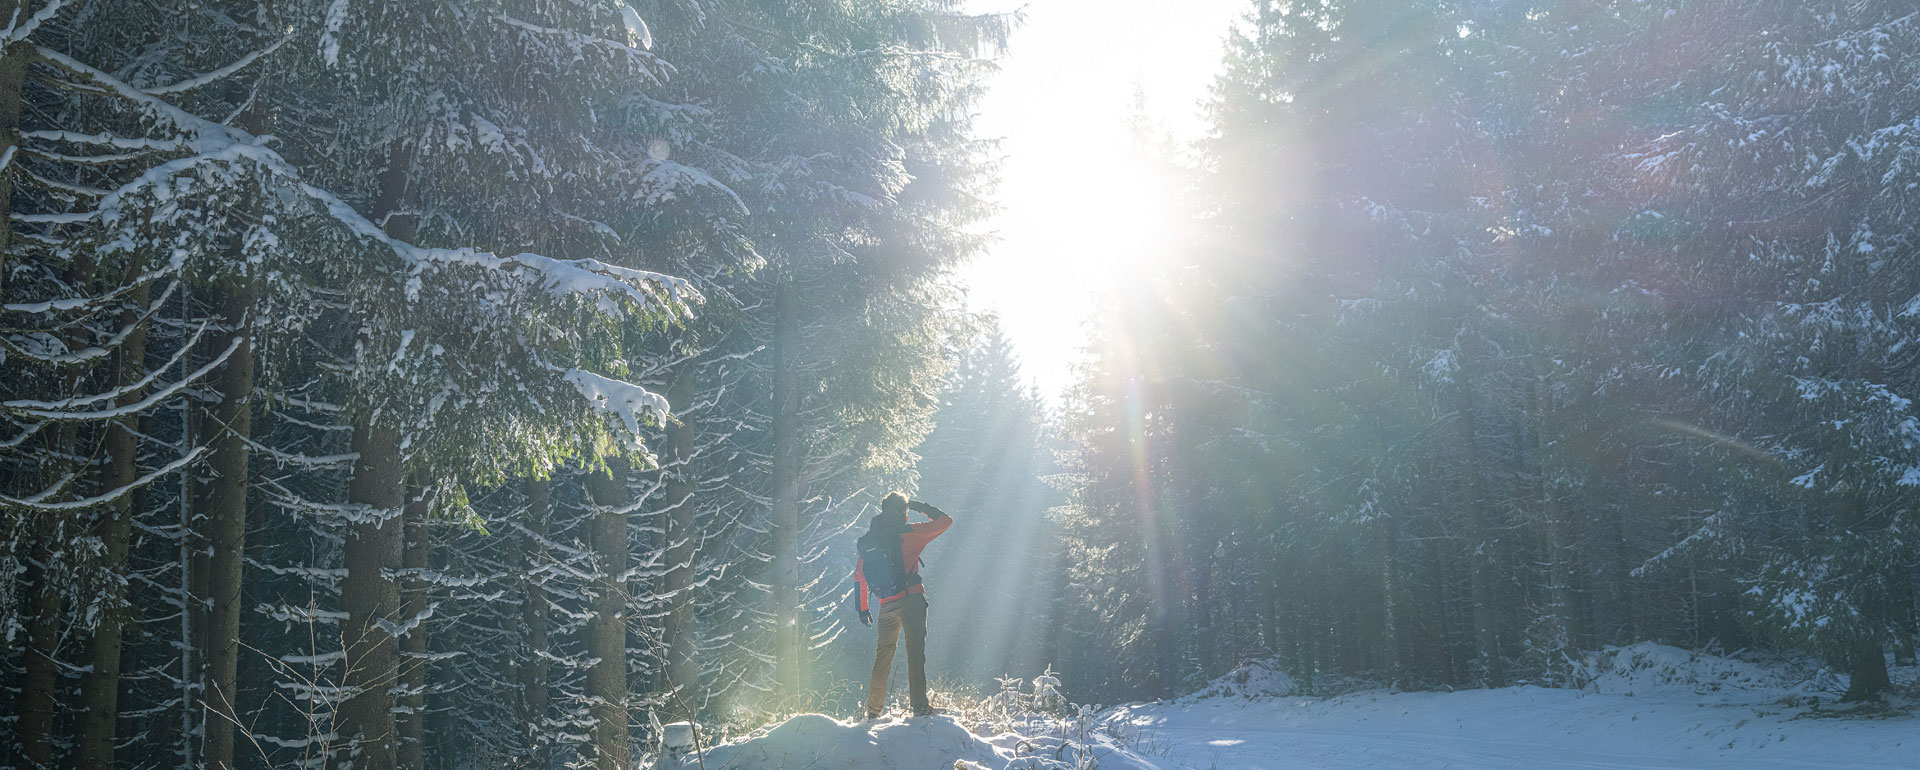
[959, 0, 1250, 405]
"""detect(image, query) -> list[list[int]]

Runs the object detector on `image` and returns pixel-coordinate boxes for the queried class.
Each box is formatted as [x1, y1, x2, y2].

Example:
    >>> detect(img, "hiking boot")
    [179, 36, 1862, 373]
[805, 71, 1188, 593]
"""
[911, 706, 946, 718]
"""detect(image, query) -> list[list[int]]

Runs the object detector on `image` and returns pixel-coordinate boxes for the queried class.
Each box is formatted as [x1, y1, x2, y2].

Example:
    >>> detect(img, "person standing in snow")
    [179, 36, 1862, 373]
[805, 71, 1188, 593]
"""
[852, 492, 953, 718]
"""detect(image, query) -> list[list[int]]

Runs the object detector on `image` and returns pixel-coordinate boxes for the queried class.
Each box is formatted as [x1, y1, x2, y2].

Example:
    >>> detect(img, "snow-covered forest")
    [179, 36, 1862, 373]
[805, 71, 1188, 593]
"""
[0, 0, 1915, 769]
[1050, 0, 1920, 707]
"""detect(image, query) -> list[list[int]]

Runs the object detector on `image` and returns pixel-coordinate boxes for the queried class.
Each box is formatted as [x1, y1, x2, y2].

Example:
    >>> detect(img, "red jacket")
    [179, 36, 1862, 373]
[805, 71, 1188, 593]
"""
[854, 510, 951, 612]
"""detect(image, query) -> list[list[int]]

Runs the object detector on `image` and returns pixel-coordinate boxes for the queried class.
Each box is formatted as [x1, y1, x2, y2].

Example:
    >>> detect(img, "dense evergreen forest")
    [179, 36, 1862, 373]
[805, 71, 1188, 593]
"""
[0, 0, 1916, 769]
[1050, 0, 1919, 706]
[0, 0, 1005, 767]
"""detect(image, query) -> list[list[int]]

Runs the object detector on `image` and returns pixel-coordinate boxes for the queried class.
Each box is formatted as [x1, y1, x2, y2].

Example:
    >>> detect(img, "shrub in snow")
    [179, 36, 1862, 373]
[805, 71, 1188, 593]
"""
[1031, 666, 1067, 714]
[986, 674, 1026, 721]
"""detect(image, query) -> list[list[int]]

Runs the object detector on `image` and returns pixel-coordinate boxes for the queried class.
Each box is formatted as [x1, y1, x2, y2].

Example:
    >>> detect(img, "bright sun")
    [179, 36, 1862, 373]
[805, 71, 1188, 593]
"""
[959, 0, 1247, 403]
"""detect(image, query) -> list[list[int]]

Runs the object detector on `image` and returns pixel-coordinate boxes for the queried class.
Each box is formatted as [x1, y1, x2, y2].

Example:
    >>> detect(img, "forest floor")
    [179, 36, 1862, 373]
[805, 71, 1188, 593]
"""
[667, 643, 1917, 769]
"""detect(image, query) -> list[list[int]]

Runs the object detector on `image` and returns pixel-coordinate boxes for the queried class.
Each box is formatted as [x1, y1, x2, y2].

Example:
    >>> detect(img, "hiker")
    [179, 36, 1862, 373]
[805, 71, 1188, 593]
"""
[852, 492, 953, 718]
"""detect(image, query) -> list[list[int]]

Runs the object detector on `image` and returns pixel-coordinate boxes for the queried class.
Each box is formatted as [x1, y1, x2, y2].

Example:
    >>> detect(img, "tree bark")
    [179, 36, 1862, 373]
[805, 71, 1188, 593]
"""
[6, 27, 49, 766]
[201, 282, 255, 770]
[0, 0, 31, 299]
[1842, 638, 1890, 702]
[336, 139, 416, 770]
[341, 416, 406, 770]
[518, 477, 554, 764]
[1837, 491, 1890, 702]
[585, 460, 632, 770]
[1457, 381, 1505, 687]
[1380, 512, 1402, 687]
[75, 281, 150, 768]
[397, 475, 431, 769]
[769, 281, 806, 699]
[20, 514, 61, 769]
[661, 363, 700, 704]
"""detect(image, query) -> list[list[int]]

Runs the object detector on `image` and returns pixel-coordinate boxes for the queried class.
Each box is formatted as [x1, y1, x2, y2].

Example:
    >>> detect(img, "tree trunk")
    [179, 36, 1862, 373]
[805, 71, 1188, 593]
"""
[518, 477, 554, 764]
[1150, 542, 1180, 698]
[0, 0, 31, 299]
[201, 282, 255, 770]
[341, 416, 406, 770]
[75, 281, 150, 768]
[1842, 638, 1890, 702]
[0, 31, 36, 761]
[1836, 491, 1889, 702]
[336, 139, 417, 770]
[20, 514, 61, 769]
[769, 281, 805, 699]
[661, 363, 700, 705]
[1194, 554, 1216, 679]
[20, 155, 97, 769]
[1532, 375, 1578, 646]
[1381, 513, 1402, 687]
[1456, 382, 1505, 687]
[397, 475, 431, 769]
[585, 460, 632, 770]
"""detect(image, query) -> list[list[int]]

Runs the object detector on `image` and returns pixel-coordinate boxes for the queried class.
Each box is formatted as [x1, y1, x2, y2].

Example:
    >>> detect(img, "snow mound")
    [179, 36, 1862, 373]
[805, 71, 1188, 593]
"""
[1582, 642, 1803, 697]
[671, 713, 1061, 770]
[1182, 659, 1297, 702]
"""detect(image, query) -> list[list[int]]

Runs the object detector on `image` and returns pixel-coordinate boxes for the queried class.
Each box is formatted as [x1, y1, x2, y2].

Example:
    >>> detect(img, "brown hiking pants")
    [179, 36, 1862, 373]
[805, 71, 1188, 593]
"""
[865, 593, 929, 716]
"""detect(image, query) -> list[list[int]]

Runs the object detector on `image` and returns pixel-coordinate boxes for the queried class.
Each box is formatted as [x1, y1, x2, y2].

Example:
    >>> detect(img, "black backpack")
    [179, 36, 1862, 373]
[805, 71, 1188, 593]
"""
[858, 530, 909, 600]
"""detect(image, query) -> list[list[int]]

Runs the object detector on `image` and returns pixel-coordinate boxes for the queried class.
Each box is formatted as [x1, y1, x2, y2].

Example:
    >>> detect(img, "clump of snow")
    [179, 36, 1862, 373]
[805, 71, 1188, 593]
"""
[1181, 659, 1297, 702]
[619, 4, 653, 50]
[667, 714, 1064, 770]
[563, 368, 668, 454]
[660, 721, 698, 752]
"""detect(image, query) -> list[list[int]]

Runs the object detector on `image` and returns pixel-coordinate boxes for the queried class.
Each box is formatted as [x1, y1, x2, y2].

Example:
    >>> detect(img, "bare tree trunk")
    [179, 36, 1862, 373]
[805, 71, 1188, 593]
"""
[518, 477, 554, 765]
[769, 282, 805, 699]
[585, 460, 631, 770]
[21, 177, 100, 770]
[0, 0, 30, 299]
[336, 140, 416, 770]
[341, 416, 405, 769]
[75, 281, 150, 768]
[1457, 382, 1505, 687]
[6, 24, 49, 766]
[1380, 512, 1402, 687]
[397, 475, 431, 769]
[1838, 493, 1890, 702]
[201, 282, 255, 770]
[20, 515, 61, 769]
[1843, 637, 1891, 702]
[661, 364, 700, 703]
[1150, 548, 1179, 698]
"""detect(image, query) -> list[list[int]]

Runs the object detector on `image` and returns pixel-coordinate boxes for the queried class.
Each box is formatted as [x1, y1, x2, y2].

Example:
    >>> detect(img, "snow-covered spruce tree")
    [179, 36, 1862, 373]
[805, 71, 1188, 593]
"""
[1619, 0, 1920, 701]
[643, 0, 1005, 709]
[0, 4, 335, 765]
[1050, 0, 1520, 697]
[909, 316, 1060, 688]
[236, 2, 731, 767]
[1043, 0, 1919, 708]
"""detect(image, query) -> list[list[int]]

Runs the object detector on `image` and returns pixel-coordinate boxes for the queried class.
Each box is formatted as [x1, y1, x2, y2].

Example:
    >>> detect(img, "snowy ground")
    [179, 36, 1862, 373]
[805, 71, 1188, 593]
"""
[663, 644, 1918, 770]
